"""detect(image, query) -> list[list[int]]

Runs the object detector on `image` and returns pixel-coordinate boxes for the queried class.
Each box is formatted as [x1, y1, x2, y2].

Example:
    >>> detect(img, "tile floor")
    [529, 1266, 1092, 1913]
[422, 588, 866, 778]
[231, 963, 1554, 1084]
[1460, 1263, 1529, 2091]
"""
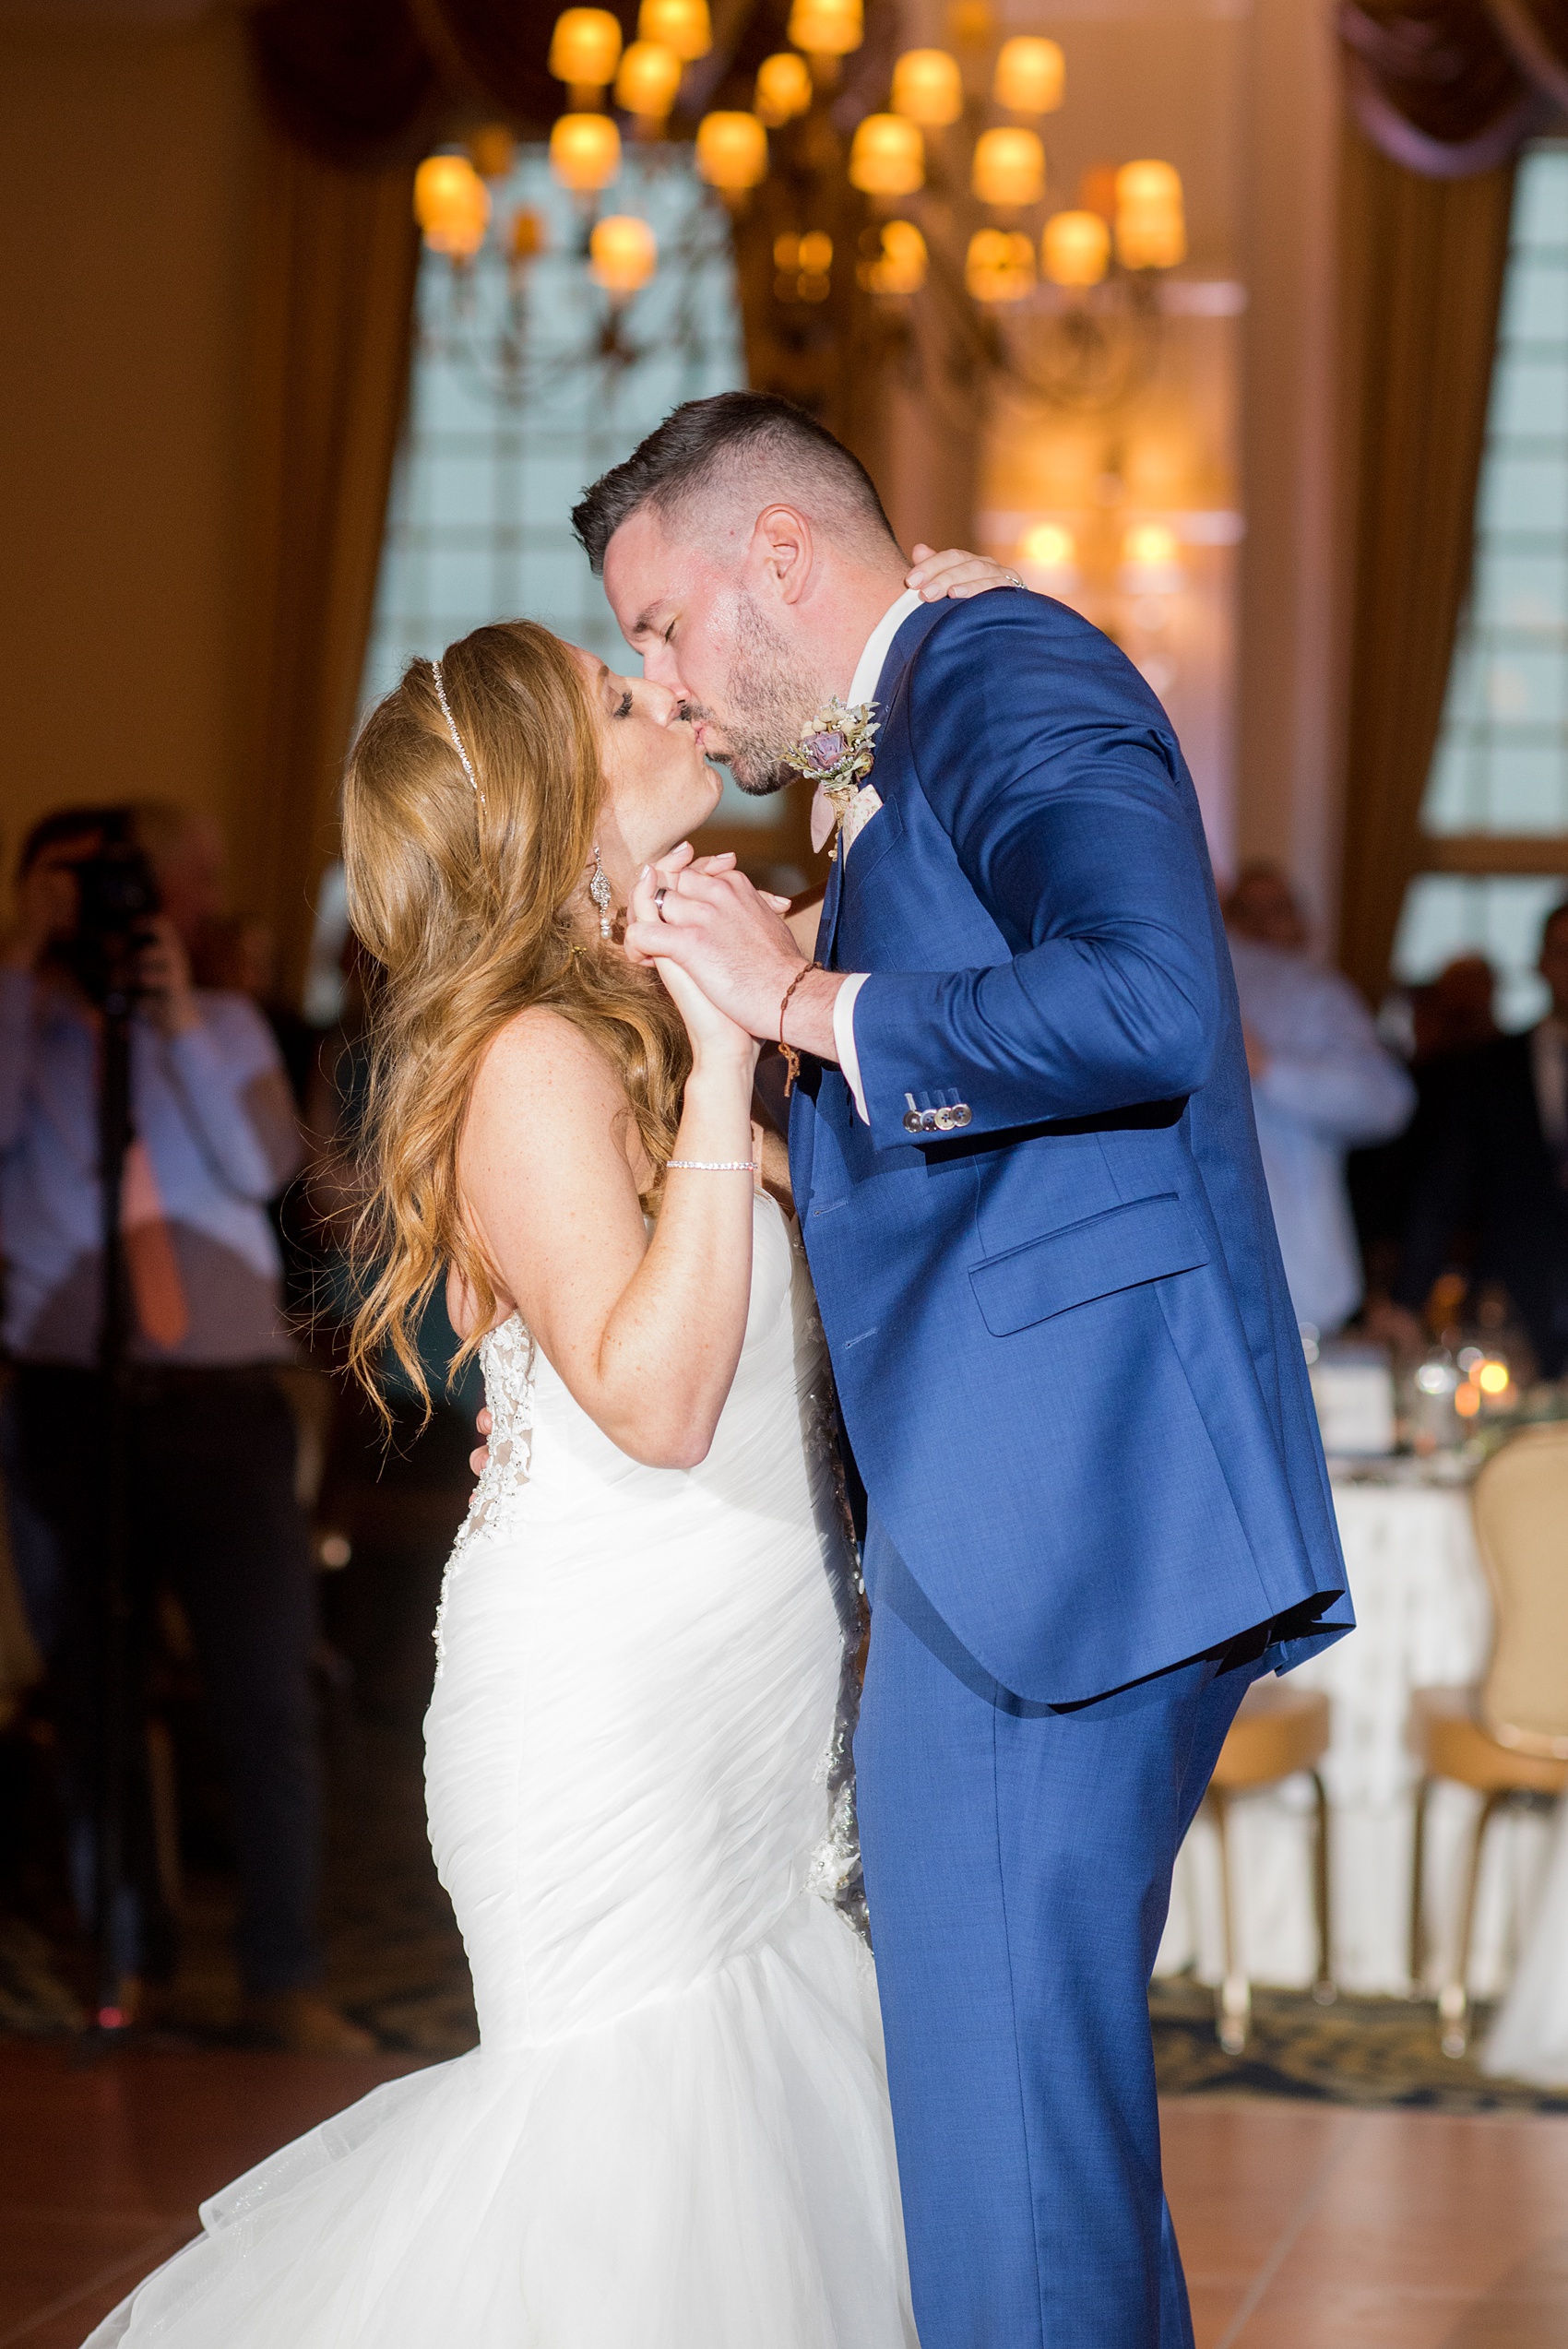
[3, 2042, 1567, 2346]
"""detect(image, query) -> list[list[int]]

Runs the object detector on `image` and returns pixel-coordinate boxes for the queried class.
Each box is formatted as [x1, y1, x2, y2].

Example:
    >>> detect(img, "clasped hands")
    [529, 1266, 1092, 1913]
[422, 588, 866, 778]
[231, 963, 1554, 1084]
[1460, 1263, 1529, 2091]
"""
[624, 847, 845, 1066]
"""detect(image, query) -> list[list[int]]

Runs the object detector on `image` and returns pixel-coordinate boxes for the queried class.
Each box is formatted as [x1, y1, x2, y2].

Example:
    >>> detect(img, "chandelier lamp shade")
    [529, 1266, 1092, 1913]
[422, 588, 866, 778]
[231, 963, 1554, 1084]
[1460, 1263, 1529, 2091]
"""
[786, 0, 864, 60]
[848, 113, 925, 196]
[861, 218, 928, 295]
[755, 51, 814, 125]
[890, 48, 964, 127]
[695, 110, 769, 192]
[547, 8, 623, 92]
[636, 0, 712, 61]
[589, 213, 659, 295]
[413, 154, 492, 257]
[967, 227, 1037, 303]
[615, 40, 683, 122]
[993, 36, 1065, 115]
[1113, 160, 1186, 270]
[1042, 208, 1111, 288]
[549, 111, 623, 193]
[971, 126, 1046, 208]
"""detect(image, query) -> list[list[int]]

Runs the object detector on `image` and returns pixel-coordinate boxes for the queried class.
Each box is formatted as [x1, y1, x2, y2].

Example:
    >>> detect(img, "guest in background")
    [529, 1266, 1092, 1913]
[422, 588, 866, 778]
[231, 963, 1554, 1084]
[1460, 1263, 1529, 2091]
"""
[1350, 955, 1501, 1301]
[0, 803, 370, 2052]
[190, 911, 322, 1112]
[1393, 901, 1568, 1377]
[1225, 860, 1416, 1336]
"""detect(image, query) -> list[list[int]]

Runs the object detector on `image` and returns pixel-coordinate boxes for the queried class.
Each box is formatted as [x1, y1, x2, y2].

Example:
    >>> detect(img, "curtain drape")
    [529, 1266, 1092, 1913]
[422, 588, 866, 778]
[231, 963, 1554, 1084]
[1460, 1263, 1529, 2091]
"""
[1334, 133, 1517, 1005]
[232, 120, 420, 996]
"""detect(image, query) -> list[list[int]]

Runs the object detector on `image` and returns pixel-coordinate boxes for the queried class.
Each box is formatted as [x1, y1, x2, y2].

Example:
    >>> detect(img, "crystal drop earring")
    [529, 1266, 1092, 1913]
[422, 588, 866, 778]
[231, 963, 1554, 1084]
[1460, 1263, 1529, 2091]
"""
[588, 845, 613, 940]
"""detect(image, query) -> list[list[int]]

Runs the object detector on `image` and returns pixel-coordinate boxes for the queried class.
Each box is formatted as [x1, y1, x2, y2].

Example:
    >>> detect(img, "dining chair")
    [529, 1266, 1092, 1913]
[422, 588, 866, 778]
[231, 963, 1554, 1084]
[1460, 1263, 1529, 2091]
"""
[1409, 1422, 1568, 2056]
[1204, 1678, 1334, 2052]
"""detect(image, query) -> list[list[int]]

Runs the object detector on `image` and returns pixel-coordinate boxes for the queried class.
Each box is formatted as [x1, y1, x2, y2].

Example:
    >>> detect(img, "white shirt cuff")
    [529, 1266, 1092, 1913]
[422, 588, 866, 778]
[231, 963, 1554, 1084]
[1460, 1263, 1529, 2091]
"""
[832, 973, 871, 1124]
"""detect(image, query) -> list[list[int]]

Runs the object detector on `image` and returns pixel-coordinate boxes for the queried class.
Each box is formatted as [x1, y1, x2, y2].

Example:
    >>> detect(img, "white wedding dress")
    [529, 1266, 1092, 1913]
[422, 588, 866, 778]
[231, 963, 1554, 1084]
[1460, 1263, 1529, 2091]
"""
[86, 1192, 916, 2348]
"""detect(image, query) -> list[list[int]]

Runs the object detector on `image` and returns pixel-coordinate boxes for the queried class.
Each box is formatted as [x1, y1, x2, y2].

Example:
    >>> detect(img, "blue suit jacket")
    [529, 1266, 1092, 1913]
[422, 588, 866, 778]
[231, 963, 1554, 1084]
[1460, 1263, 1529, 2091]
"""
[787, 592, 1352, 1704]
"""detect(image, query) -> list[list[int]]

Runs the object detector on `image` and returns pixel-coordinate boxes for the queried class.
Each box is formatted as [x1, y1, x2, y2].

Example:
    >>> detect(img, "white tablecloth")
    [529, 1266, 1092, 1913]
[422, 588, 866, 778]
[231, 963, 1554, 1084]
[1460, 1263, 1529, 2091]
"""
[1156, 1475, 1556, 1995]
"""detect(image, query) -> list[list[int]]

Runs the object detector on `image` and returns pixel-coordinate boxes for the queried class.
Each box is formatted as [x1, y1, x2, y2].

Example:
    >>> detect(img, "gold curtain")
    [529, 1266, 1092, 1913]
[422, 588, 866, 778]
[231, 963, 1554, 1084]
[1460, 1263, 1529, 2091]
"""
[1334, 128, 1516, 1004]
[232, 122, 419, 996]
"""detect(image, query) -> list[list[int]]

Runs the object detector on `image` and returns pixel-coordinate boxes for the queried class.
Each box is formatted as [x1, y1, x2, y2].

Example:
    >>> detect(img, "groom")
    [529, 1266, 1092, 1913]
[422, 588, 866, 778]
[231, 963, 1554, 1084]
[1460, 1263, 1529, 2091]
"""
[580, 392, 1351, 2346]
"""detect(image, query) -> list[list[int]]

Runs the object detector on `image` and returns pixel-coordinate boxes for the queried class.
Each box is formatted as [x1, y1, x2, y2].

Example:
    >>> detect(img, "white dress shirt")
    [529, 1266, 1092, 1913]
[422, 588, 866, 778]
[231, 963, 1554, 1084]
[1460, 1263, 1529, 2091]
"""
[826, 587, 924, 1121]
[1229, 934, 1416, 1335]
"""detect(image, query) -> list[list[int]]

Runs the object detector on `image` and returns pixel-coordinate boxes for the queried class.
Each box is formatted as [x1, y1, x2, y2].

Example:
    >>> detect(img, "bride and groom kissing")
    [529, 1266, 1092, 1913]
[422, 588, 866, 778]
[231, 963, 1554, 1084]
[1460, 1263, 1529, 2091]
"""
[90, 392, 1350, 2349]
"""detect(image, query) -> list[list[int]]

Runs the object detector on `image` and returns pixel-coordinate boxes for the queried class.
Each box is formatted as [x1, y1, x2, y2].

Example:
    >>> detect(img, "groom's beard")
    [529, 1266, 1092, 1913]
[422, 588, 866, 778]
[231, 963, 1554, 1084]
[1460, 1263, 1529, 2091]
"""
[689, 591, 822, 797]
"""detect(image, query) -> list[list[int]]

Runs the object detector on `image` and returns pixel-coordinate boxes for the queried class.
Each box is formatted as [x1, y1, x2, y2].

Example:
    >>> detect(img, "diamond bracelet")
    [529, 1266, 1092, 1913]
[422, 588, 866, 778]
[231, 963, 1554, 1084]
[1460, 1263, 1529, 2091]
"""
[665, 1158, 758, 1172]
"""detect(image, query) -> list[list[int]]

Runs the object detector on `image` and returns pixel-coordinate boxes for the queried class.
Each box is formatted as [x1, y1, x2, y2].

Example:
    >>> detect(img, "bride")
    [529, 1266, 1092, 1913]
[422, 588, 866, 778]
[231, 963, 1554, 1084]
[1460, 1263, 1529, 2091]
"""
[84, 556, 1007, 2347]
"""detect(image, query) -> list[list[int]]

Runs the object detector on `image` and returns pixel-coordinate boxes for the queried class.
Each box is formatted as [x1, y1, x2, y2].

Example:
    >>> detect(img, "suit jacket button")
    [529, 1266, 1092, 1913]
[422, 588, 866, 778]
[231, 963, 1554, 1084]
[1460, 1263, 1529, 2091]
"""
[903, 1110, 922, 1133]
[950, 1104, 972, 1128]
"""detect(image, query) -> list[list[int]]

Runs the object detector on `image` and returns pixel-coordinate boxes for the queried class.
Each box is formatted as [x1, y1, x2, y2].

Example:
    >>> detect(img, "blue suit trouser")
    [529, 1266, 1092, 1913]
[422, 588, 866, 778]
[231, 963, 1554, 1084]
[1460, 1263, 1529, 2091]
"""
[856, 1526, 1265, 2348]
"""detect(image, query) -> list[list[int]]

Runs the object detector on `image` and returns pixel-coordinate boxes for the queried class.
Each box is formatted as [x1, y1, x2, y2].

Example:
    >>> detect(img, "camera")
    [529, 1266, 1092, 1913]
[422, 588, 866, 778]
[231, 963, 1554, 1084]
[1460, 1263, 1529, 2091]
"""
[63, 811, 161, 1006]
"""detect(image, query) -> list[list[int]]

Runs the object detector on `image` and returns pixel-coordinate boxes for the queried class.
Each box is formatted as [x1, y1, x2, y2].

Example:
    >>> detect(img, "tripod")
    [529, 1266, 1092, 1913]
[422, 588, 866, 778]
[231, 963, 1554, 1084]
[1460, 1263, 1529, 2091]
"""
[92, 950, 137, 2031]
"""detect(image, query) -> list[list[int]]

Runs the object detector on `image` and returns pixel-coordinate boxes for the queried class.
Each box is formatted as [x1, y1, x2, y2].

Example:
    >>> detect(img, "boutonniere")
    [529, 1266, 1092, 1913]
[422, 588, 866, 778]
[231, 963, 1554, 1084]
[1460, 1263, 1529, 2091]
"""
[784, 697, 879, 846]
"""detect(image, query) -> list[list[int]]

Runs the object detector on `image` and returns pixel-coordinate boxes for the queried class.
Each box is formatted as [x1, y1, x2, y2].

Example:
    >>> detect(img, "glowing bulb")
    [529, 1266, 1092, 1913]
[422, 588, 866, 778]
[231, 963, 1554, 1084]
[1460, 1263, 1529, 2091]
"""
[1123, 523, 1180, 568]
[1115, 159, 1186, 270]
[993, 35, 1064, 114]
[548, 8, 624, 89]
[965, 228, 1036, 303]
[1019, 523, 1075, 570]
[788, 0, 862, 56]
[589, 214, 659, 295]
[1043, 209, 1110, 288]
[413, 155, 491, 258]
[971, 126, 1045, 209]
[1479, 1359, 1511, 1395]
[755, 51, 813, 125]
[891, 48, 963, 126]
[849, 113, 924, 196]
[616, 40, 683, 118]
[637, 0, 711, 61]
[549, 112, 623, 193]
[695, 110, 768, 191]
[1455, 1382, 1481, 1418]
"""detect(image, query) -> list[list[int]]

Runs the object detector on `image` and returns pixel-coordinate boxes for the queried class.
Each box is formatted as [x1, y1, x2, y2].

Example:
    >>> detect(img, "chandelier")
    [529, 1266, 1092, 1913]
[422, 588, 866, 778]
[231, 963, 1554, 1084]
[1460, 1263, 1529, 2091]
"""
[411, 1, 1189, 417]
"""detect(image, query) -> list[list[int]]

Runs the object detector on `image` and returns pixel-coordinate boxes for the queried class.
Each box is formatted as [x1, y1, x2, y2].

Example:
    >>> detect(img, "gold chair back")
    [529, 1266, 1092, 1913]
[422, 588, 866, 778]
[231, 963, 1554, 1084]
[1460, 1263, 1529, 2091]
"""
[1473, 1422, 1568, 1759]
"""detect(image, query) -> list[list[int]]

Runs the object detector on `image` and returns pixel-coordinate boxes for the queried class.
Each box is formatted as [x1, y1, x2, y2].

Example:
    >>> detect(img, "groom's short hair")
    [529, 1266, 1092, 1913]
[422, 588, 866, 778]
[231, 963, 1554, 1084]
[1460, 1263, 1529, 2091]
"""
[571, 392, 897, 575]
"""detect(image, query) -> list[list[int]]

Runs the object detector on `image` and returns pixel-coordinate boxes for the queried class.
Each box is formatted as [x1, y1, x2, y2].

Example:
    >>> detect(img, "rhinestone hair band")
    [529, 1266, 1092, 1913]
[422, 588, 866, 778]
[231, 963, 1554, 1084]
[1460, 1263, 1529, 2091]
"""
[432, 658, 481, 800]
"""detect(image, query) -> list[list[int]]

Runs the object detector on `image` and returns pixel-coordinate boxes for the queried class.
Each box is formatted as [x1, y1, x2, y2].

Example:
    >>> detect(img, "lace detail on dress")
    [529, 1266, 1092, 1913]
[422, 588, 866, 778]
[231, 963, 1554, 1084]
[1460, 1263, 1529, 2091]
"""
[434, 1315, 536, 1678]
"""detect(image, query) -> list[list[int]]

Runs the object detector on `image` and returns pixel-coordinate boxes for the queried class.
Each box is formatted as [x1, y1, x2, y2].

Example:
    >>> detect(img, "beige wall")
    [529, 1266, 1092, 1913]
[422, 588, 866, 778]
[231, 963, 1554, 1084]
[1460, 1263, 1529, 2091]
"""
[0, 9, 261, 891]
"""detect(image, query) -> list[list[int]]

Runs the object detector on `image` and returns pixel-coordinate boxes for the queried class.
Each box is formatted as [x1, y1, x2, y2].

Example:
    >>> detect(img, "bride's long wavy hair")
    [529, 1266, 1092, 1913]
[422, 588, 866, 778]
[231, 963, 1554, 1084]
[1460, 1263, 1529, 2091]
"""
[341, 620, 691, 1415]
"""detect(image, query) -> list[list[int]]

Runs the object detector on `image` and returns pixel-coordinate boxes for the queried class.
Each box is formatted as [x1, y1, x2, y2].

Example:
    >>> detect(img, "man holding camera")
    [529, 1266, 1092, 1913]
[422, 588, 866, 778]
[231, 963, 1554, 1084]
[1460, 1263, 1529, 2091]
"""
[0, 804, 370, 2052]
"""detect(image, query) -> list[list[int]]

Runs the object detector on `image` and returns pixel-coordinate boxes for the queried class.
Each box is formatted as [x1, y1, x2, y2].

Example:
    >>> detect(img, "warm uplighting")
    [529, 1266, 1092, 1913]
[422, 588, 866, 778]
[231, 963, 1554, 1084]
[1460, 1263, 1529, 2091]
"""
[849, 113, 925, 196]
[755, 51, 813, 125]
[966, 227, 1036, 303]
[589, 214, 659, 296]
[615, 40, 683, 120]
[971, 126, 1045, 208]
[466, 124, 517, 182]
[695, 110, 768, 191]
[787, 0, 863, 58]
[637, 0, 712, 60]
[1019, 522, 1075, 570]
[861, 219, 927, 294]
[549, 112, 623, 194]
[548, 8, 623, 89]
[413, 155, 491, 259]
[1042, 208, 1110, 288]
[1114, 159, 1186, 270]
[890, 48, 964, 126]
[993, 35, 1064, 114]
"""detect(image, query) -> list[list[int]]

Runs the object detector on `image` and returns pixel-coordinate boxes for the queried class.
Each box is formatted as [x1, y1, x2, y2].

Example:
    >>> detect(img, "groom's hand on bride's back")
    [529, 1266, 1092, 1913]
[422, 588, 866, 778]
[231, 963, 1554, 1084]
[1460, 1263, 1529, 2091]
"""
[470, 1406, 492, 1478]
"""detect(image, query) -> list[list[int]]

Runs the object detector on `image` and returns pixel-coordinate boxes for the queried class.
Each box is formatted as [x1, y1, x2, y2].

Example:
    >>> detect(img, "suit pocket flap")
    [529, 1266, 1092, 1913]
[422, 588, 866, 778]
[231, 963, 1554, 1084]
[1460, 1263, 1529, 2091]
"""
[968, 1192, 1209, 1337]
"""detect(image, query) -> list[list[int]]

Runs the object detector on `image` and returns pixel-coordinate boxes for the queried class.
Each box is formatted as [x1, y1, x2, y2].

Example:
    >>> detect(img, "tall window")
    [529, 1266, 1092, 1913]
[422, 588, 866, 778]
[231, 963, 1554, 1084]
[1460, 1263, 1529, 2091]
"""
[1392, 143, 1568, 1028]
[362, 148, 744, 698]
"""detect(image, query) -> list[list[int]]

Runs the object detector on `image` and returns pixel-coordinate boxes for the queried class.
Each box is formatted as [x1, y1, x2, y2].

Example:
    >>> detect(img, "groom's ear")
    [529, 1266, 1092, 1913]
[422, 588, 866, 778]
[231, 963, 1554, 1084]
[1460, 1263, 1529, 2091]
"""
[749, 504, 816, 608]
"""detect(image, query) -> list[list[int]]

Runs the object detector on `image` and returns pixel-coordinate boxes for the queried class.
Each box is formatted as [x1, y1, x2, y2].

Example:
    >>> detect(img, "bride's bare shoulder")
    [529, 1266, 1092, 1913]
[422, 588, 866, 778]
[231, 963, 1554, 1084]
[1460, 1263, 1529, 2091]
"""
[471, 1003, 623, 1109]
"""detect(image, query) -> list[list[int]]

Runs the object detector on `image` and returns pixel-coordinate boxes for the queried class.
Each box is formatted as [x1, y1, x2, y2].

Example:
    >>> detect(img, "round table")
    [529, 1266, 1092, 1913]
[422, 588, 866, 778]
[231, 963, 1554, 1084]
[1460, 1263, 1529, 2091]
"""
[1155, 1467, 1555, 1996]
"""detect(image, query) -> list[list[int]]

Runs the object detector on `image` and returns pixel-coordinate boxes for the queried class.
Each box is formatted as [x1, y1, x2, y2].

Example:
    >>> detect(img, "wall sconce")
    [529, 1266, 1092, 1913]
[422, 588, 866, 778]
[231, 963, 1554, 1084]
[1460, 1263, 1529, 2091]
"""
[891, 48, 964, 126]
[1042, 209, 1110, 289]
[695, 111, 768, 193]
[414, 155, 491, 258]
[638, 0, 711, 59]
[589, 214, 659, 298]
[972, 127, 1046, 209]
[849, 113, 926, 196]
[755, 52, 814, 125]
[993, 36, 1064, 115]
[550, 112, 623, 193]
